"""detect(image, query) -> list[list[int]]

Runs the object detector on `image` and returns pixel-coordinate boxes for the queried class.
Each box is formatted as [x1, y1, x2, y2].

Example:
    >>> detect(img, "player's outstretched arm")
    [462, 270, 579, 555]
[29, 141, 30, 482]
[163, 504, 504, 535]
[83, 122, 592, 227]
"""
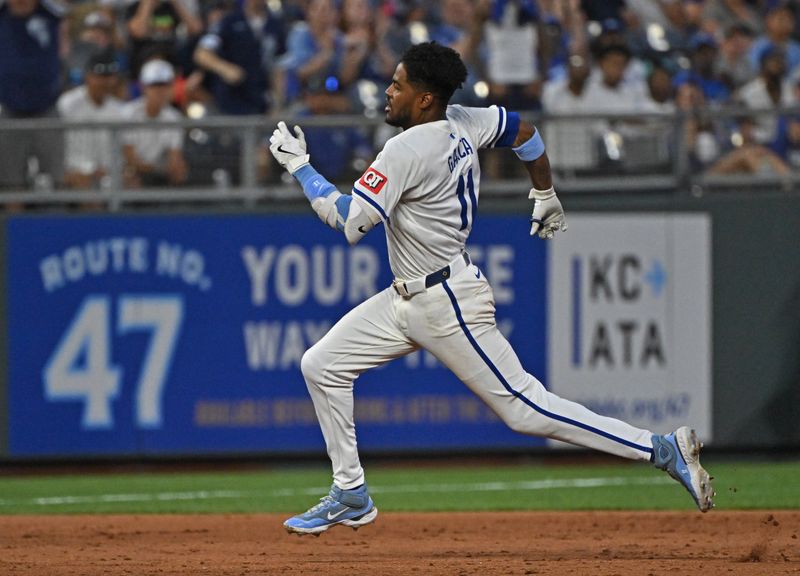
[268, 121, 375, 245]
[512, 121, 568, 240]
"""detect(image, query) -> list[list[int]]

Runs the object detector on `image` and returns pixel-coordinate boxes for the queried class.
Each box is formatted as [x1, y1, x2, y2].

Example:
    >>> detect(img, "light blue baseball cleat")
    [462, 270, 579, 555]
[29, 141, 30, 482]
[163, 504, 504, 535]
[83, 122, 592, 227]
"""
[652, 426, 715, 512]
[283, 483, 378, 536]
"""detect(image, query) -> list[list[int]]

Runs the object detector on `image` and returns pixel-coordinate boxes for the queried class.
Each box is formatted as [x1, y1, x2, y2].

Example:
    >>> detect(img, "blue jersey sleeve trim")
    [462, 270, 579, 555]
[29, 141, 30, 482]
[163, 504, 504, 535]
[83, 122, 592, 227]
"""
[352, 188, 389, 223]
[495, 111, 521, 148]
[489, 106, 507, 147]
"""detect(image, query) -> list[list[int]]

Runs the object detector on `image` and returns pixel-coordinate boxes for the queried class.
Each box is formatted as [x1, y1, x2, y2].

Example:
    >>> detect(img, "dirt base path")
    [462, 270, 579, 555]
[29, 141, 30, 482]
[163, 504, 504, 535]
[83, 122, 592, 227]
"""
[2, 511, 799, 575]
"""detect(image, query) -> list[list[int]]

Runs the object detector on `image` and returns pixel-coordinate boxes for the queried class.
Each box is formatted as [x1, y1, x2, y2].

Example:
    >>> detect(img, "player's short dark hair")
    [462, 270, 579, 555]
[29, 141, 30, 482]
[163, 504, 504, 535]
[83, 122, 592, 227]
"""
[400, 42, 468, 104]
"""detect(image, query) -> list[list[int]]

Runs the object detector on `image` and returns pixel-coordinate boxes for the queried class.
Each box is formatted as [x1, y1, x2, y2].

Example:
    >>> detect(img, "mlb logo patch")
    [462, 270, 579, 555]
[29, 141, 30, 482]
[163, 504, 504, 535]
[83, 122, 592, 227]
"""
[359, 168, 387, 194]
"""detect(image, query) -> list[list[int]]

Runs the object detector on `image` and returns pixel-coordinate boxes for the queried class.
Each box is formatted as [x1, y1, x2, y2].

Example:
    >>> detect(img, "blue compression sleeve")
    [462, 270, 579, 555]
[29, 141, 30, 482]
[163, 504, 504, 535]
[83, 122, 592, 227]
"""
[293, 164, 337, 202]
[334, 194, 352, 232]
[294, 164, 352, 232]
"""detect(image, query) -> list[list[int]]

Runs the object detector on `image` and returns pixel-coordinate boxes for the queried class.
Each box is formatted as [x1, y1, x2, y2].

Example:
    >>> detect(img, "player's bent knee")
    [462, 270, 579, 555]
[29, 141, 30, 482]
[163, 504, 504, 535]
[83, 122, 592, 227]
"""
[300, 346, 325, 385]
[501, 410, 551, 436]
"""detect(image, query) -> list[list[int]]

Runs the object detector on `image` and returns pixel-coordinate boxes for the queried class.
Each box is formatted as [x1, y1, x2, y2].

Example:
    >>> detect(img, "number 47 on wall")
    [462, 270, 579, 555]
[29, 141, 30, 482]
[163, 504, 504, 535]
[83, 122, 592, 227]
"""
[43, 295, 184, 429]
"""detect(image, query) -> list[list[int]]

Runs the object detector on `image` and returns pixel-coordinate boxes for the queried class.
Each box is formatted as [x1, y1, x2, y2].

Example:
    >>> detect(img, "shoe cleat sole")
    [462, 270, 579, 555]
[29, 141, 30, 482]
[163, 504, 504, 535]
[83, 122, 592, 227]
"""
[284, 507, 378, 536]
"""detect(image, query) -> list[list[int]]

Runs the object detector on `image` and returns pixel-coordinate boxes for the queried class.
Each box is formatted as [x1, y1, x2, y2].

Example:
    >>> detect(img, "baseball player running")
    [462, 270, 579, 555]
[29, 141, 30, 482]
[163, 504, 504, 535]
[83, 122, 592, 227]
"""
[269, 42, 714, 536]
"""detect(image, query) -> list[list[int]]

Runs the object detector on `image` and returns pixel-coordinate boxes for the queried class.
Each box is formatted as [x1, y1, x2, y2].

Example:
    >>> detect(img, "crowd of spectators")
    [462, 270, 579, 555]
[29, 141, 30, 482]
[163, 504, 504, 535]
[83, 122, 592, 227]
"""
[3, 0, 800, 194]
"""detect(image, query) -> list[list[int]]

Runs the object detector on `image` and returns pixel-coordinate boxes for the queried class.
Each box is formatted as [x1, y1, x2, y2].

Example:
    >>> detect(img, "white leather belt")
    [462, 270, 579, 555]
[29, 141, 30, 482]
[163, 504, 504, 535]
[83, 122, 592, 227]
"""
[392, 252, 471, 297]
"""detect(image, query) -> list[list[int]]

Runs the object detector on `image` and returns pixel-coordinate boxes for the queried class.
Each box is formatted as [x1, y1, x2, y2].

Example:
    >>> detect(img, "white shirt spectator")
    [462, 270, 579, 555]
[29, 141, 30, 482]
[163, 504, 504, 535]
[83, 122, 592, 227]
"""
[541, 78, 594, 170]
[121, 97, 184, 169]
[582, 75, 652, 114]
[484, 3, 538, 85]
[57, 85, 125, 175]
[736, 77, 795, 143]
[541, 77, 587, 112]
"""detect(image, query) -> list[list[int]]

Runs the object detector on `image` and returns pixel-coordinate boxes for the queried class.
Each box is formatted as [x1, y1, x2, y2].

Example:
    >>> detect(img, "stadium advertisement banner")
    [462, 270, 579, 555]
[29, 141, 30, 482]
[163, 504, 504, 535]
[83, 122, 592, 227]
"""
[6, 215, 547, 457]
[547, 214, 713, 442]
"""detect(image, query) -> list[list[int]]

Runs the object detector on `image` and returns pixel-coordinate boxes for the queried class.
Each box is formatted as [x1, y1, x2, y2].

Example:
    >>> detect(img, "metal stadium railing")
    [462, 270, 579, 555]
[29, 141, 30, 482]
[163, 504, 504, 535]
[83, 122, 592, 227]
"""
[0, 107, 798, 211]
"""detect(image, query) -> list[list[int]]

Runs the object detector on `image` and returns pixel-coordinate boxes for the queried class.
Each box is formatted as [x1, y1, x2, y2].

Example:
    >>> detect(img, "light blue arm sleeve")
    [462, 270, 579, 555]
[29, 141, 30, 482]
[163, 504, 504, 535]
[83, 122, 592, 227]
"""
[293, 164, 337, 201]
[293, 164, 351, 232]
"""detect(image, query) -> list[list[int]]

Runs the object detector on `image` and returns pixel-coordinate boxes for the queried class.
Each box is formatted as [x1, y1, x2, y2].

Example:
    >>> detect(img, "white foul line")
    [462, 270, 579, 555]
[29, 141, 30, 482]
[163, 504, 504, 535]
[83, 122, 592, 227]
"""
[0, 476, 673, 507]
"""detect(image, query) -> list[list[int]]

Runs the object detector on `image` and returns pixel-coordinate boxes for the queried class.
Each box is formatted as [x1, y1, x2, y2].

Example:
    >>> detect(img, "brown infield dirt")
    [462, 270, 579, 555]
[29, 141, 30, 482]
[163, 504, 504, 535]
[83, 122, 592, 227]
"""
[2, 511, 800, 575]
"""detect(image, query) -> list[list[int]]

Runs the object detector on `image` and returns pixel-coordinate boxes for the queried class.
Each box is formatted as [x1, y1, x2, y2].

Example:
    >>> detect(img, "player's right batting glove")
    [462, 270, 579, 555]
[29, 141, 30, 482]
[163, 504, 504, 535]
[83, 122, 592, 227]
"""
[269, 121, 310, 174]
[529, 186, 568, 239]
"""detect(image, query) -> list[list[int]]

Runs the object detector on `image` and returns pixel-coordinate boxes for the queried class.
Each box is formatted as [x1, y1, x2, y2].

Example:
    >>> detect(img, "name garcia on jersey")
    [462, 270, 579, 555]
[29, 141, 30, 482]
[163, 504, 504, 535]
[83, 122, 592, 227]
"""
[447, 137, 474, 173]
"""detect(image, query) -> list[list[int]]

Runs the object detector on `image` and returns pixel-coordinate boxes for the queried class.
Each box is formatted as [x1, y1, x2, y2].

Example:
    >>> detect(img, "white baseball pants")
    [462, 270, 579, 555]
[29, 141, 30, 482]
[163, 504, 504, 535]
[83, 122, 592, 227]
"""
[301, 260, 655, 490]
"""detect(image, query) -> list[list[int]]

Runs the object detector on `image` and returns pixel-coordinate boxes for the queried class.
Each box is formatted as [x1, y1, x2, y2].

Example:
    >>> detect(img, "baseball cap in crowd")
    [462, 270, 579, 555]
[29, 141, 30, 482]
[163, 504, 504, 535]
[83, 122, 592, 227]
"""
[85, 49, 120, 76]
[600, 18, 624, 34]
[758, 43, 786, 66]
[83, 10, 113, 30]
[690, 32, 717, 51]
[140, 59, 175, 86]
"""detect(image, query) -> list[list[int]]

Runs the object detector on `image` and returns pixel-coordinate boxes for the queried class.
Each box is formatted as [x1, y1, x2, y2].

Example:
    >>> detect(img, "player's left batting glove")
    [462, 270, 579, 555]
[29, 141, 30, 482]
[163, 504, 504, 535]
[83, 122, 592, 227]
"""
[529, 186, 568, 239]
[269, 121, 310, 174]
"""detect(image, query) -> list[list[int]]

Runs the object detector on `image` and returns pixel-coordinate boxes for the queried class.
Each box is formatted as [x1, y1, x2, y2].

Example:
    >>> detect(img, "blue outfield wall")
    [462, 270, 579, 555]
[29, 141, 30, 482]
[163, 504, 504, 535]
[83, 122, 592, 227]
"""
[4, 194, 798, 459]
[5, 214, 548, 457]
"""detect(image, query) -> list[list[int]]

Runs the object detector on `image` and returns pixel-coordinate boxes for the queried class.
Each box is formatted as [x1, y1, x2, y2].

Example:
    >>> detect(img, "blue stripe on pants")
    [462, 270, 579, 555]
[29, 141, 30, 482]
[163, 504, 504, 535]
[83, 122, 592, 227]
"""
[441, 280, 653, 456]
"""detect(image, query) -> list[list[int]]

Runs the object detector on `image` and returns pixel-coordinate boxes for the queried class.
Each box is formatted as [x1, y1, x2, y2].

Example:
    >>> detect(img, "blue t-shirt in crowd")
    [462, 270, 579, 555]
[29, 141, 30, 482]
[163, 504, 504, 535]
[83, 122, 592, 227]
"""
[278, 23, 345, 101]
[201, 8, 286, 115]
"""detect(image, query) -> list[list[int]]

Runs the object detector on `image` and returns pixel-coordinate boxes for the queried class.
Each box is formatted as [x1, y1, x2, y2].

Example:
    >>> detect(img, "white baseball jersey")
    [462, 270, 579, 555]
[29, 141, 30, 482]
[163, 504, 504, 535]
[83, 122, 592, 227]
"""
[351, 105, 513, 280]
[300, 104, 656, 492]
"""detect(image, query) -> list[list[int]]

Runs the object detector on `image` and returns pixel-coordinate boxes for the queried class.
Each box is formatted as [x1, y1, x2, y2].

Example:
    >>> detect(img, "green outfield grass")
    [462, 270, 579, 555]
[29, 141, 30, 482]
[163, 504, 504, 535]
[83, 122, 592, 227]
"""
[0, 460, 797, 515]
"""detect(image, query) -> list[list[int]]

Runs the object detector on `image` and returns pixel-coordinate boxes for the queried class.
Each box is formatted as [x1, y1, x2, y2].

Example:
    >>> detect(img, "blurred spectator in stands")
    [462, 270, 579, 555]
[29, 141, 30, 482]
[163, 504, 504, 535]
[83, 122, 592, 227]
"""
[541, 51, 594, 171]
[708, 115, 790, 175]
[701, 0, 763, 38]
[126, 0, 203, 79]
[65, 11, 119, 88]
[482, 0, 541, 111]
[675, 78, 721, 169]
[291, 88, 373, 182]
[378, 0, 431, 65]
[583, 43, 666, 170]
[537, 0, 588, 80]
[429, 0, 485, 105]
[193, 0, 286, 115]
[341, 0, 403, 88]
[645, 62, 675, 112]
[588, 18, 648, 84]
[644, 0, 701, 54]
[583, 43, 651, 112]
[339, 0, 381, 86]
[278, 0, 344, 104]
[542, 50, 590, 111]
[64, 10, 127, 99]
[672, 32, 730, 104]
[748, 3, 800, 75]
[737, 44, 796, 144]
[769, 113, 800, 169]
[57, 49, 125, 190]
[580, 0, 628, 26]
[717, 23, 756, 91]
[122, 59, 188, 187]
[0, 0, 66, 191]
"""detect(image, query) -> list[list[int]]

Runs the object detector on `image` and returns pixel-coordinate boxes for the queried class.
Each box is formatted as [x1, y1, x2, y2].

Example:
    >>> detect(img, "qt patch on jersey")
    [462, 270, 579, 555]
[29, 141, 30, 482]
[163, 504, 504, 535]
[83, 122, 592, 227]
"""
[359, 168, 388, 194]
